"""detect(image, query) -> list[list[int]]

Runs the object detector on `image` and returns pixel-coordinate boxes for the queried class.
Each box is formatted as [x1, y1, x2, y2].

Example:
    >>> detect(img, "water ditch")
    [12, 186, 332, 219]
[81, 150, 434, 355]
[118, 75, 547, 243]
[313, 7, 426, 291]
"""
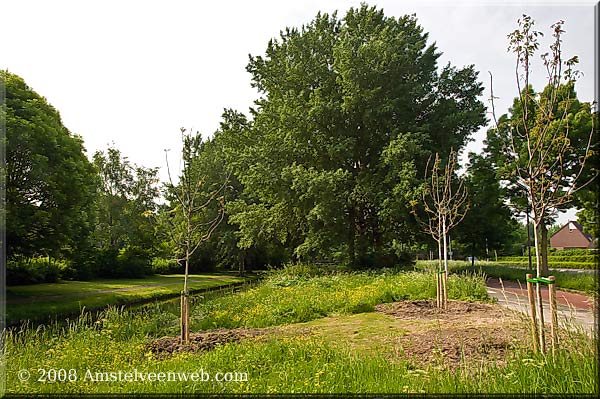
[6, 277, 264, 330]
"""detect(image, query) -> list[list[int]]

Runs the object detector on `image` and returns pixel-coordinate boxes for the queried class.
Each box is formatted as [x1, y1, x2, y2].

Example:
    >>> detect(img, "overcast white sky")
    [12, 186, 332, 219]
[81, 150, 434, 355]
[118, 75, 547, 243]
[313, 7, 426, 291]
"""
[2, 0, 596, 224]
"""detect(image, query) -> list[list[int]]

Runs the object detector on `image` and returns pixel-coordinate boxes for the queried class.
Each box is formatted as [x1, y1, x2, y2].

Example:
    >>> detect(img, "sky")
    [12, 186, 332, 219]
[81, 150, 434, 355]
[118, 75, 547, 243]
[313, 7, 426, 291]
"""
[1, 0, 596, 224]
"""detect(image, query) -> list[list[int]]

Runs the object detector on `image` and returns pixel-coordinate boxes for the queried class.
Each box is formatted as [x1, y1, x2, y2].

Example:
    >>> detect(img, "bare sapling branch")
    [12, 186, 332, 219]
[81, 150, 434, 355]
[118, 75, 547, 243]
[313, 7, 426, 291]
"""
[412, 149, 470, 308]
[163, 127, 231, 342]
[490, 15, 597, 353]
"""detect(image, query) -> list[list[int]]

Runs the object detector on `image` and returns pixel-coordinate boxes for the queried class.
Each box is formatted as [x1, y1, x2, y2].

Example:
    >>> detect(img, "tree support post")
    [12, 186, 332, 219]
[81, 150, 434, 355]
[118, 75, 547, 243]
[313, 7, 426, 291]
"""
[526, 274, 539, 353]
[548, 276, 558, 355]
[181, 291, 190, 343]
[535, 280, 546, 353]
[437, 272, 440, 308]
[442, 271, 448, 309]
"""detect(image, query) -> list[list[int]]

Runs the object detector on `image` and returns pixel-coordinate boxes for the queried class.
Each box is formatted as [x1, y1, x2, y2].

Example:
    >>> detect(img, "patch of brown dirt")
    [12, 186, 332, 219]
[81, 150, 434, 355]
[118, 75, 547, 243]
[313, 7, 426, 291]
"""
[146, 328, 267, 357]
[396, 326, 515, 369]
[375, 299, 504, 321]
[376, 300, 527, 369]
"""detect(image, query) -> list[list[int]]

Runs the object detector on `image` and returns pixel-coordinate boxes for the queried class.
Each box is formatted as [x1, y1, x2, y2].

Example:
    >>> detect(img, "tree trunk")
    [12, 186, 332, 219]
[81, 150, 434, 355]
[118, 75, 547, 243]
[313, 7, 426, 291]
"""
[526, 214, 533, 271]
[348, 208, 356, 267]
[540, 223, 549, 275]
[437, 239, 443, 308]
[181, 254, 190, 343]
[438, 240, 443, 273]
[442, 218, 448, 275]
[238, 250, 245, 277]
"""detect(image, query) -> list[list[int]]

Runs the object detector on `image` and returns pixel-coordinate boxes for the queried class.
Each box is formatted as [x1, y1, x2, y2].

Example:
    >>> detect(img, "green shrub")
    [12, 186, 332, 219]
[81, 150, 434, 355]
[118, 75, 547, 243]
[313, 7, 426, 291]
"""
[95, 246, 153, 278]
[498, 255, 597, 264]
[353, 250, 415, 270]
[94, 247, 120, 277]
[68, 246, 99, 280]
[6, 257, 67, 285]
[548, 248, 598, 256]
[116, 246, 153, 277]
[496, 260, 596, 270]
[151, 257, 180, 274]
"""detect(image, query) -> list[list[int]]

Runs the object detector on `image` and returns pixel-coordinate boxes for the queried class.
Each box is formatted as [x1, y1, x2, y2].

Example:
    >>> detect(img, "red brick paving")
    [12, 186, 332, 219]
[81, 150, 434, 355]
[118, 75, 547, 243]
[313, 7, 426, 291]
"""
[486, 277, 596, 311]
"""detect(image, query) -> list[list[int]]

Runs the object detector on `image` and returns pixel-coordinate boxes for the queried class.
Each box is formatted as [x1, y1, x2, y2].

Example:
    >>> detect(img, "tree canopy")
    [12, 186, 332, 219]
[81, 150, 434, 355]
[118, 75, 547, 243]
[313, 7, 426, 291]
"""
[3, 70, 98, 259]
[227, 5, 486, 267]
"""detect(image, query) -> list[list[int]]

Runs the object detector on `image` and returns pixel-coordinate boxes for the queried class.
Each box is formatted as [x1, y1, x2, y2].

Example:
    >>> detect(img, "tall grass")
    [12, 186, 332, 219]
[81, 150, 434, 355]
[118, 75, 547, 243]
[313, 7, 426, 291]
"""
[3, 265, 596, 394]
[191, 264, 489, 330]
[6, 308, 596, 394]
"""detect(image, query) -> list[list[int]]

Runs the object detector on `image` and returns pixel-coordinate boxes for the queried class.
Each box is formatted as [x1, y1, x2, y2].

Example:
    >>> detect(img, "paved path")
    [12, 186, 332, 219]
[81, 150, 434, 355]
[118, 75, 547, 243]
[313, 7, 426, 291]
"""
[485, 277, 597, 335]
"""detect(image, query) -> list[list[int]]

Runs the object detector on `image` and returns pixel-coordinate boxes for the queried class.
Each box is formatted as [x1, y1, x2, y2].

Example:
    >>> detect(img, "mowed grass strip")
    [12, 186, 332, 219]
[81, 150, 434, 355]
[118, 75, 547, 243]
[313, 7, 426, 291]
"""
[6, 273, 248, 324]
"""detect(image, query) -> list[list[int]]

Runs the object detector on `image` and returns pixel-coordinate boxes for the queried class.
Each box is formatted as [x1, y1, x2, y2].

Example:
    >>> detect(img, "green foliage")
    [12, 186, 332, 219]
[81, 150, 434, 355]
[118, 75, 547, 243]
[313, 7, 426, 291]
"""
[227, 5, 486, 267]
[575, 187, 599, 239]
[548, 248, 598, 256]
[495, 261, 596, 270]
[498, 255, 596, 265]
[485, 17, 597, 274]
[151, 258, 180, 274]
[3, 70, 97, 260]
[116, 246, 153, 277]
[454, 153, 521, 258]
[93, 146, 160, 255]
[6, 257, 69, 285]
[95, 246, 153, 278]
[160, 129, 232, 279]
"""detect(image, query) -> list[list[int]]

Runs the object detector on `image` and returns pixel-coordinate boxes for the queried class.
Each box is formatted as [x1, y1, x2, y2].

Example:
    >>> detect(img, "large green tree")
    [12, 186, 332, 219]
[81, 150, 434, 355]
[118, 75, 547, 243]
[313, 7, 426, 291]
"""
[229, 5, 486, 266]
[454, 152, 520, 261]
[93, 146, 160, 253]
[3, 70, 97, 259]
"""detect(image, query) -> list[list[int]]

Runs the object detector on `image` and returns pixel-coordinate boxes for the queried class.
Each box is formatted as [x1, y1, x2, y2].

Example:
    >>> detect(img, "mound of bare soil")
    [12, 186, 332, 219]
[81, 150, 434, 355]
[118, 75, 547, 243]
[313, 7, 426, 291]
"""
[375, 299, 504, 320]
[146, 328, 267, 357]
[397, 326, 514, 369]
[376, 300, 523, 369]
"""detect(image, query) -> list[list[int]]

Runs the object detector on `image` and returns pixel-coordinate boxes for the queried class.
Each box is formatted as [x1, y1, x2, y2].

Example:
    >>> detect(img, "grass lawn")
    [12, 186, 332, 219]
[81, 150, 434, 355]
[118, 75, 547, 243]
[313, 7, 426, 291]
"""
[5, 264, 596, 395]
[6, 273, 249, 325]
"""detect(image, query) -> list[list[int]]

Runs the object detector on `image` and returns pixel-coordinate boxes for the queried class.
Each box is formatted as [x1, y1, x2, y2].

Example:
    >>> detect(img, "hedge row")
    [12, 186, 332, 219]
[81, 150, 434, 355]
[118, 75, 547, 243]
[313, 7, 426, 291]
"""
[523, 248, 598, 256]
[547, 248, 597, 256]
[498, 255, 597, 263]
[495, 261, 597, 270]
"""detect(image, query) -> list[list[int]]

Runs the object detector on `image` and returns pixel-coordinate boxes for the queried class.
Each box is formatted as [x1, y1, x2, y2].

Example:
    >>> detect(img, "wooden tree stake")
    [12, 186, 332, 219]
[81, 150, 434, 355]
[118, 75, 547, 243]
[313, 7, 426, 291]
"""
[442, 271, 448, 309]
[436, 273, 439, 308]
[549, 276, 558, 355]
[526, 274, 539, 353]
[181, 293, 190, 343]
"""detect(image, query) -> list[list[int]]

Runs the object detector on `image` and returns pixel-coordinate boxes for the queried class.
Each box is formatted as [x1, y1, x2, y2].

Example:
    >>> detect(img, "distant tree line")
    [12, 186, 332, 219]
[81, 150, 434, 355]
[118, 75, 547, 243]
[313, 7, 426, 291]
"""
[2, 5, 596, 284]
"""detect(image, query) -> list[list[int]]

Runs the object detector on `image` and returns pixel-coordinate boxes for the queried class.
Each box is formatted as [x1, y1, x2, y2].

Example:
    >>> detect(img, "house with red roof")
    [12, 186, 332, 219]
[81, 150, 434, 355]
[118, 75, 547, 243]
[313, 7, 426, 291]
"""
[549, 221, 596, 250]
